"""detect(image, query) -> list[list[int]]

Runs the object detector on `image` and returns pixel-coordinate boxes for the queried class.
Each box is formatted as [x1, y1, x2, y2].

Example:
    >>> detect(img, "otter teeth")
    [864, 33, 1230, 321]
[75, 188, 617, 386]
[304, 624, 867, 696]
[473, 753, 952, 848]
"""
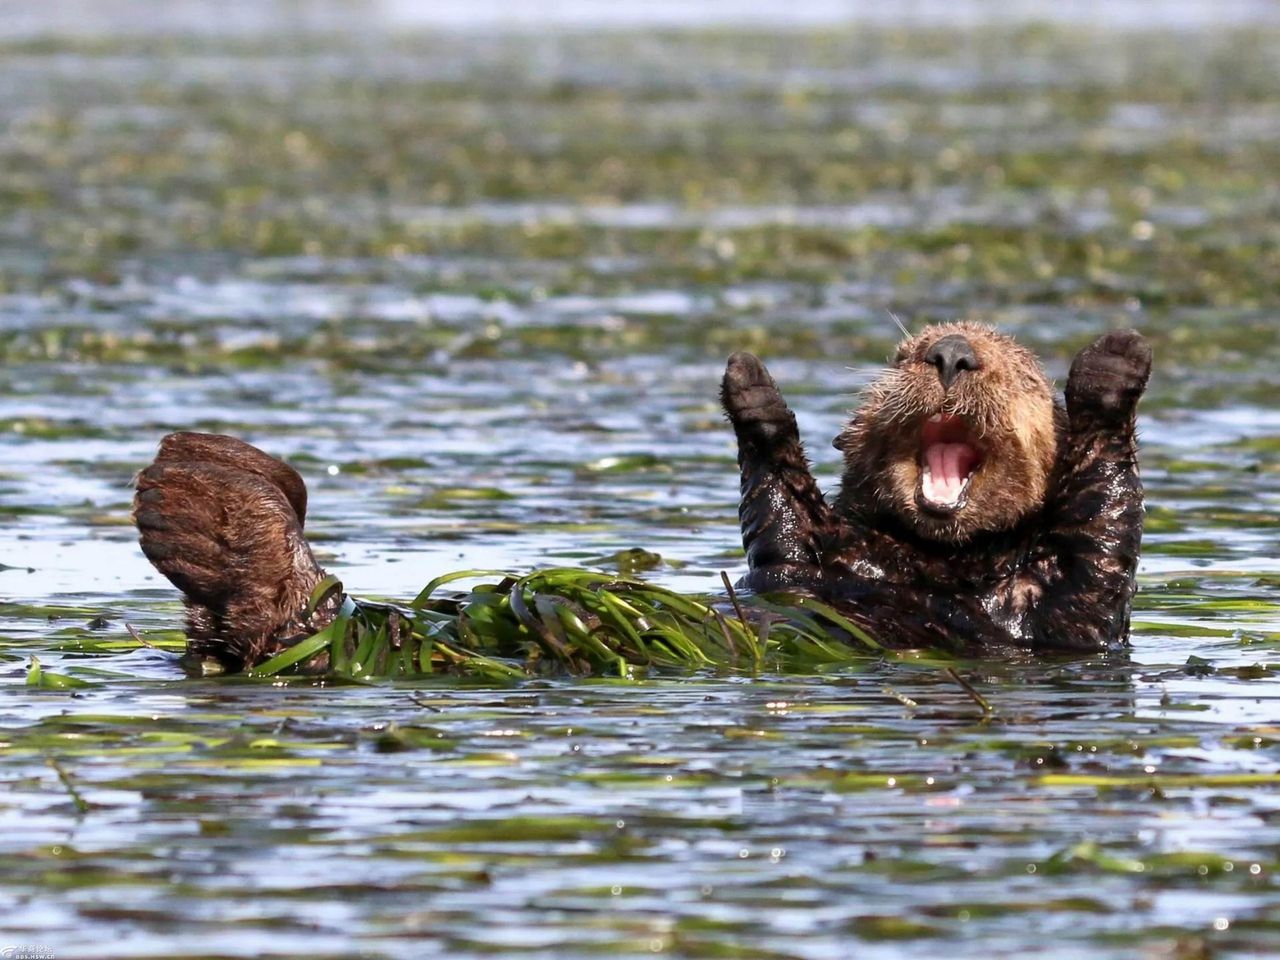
[922, 441, 979, 508]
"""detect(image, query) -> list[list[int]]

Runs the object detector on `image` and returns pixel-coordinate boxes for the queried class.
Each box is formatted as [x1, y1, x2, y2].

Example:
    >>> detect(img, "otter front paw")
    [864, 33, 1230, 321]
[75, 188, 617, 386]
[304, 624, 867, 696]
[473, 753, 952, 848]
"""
[721, 352, 800, 450]
[1065, 329, 1152, 424]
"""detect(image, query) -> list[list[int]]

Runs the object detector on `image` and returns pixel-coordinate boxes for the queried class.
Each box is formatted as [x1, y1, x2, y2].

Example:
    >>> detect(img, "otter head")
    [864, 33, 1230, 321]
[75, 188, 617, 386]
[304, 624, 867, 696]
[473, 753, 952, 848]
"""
[836, 322, 1060, 544]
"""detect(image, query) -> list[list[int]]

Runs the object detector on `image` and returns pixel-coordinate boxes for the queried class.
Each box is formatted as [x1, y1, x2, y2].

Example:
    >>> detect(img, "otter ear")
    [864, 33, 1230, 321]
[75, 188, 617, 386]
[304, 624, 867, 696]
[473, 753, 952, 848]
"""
[833, 414, 862, 451]
[834, 413, 867, 452]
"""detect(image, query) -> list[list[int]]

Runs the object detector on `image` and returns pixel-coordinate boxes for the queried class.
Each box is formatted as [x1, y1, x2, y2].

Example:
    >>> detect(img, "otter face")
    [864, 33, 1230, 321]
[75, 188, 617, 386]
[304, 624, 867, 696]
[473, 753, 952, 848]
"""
[836, 322, 1060, 543]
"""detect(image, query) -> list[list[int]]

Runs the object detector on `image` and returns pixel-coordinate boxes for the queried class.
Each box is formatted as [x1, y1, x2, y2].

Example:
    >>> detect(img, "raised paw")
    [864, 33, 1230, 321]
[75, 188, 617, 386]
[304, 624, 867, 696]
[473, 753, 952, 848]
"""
[721, 352, 800, 450]
[1065, 329, 1152, 424]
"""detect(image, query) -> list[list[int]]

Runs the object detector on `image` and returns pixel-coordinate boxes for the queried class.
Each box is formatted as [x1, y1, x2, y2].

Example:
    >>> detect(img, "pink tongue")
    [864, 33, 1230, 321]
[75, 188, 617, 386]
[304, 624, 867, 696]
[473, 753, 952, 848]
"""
[923, 442, 978, 505]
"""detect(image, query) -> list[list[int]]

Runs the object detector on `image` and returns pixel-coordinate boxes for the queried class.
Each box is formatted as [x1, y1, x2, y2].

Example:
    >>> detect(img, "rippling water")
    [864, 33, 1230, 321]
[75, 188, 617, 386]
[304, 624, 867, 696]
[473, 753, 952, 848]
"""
[1, 10, 1279, 959]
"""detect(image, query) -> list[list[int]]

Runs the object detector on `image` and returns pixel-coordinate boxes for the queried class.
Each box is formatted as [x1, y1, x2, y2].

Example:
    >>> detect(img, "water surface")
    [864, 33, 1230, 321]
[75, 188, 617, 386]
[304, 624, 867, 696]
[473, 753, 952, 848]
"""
[1, 14, 1279, 959]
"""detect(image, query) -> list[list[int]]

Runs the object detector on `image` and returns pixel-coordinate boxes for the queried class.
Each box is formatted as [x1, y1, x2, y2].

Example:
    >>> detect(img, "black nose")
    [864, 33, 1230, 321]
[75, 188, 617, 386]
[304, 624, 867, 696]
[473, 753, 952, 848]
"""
[924, 334, 980, 390]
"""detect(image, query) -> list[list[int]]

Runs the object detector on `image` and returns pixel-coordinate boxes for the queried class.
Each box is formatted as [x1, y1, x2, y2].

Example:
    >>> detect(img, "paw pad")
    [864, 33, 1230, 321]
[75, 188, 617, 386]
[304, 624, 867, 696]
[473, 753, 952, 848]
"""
[1067, 329, 1151, 417]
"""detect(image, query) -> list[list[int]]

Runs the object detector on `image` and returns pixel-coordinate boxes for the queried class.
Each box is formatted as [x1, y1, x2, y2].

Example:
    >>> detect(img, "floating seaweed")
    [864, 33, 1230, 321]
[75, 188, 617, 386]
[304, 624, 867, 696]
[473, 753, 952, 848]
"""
[231, 568, 883, 682]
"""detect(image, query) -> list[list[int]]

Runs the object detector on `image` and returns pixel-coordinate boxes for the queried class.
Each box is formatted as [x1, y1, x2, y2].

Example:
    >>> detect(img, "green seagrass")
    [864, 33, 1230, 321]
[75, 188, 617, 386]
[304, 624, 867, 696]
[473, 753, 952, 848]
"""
[242, 568, 883, 681]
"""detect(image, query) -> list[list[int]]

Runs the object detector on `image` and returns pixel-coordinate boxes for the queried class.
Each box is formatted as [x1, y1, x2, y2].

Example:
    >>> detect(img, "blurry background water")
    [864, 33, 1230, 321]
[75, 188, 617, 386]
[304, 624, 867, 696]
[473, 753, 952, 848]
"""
[1, 2, 1279, 958]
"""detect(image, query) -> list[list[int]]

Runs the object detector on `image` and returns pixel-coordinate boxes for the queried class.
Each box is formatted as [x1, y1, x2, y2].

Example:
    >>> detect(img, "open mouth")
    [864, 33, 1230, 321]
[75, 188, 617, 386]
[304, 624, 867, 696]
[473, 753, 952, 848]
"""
[918, 414, 982, 514]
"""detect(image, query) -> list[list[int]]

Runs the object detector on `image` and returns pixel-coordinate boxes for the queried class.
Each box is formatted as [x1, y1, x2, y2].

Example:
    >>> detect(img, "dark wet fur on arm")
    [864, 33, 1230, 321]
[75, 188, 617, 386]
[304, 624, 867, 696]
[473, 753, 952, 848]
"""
[998, 331, 1150, 650]
[720, 352, 838, 575]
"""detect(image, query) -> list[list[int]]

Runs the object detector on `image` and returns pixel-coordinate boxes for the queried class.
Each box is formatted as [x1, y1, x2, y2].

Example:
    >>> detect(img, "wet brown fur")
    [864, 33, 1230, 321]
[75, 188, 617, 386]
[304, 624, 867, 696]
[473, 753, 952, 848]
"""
[722, 326, 1151, 653]
[133, 432, 338, 669]
[834, 322, 1062, 543]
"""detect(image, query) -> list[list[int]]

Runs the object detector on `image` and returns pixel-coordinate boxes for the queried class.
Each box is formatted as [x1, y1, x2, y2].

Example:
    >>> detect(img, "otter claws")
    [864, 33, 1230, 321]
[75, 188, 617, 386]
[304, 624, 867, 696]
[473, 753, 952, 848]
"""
[1065, 329, 1152, 423]
[721, 352, 800, 450]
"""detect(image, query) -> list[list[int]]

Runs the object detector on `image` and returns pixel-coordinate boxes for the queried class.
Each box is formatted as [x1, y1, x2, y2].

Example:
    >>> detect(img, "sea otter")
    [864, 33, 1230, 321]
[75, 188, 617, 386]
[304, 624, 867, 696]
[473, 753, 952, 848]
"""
[132, 323, 1148, 669]
[721, 323, 1151, 652]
